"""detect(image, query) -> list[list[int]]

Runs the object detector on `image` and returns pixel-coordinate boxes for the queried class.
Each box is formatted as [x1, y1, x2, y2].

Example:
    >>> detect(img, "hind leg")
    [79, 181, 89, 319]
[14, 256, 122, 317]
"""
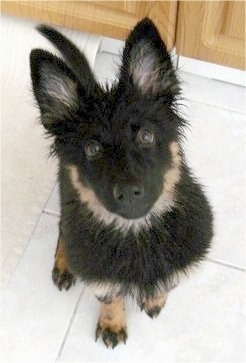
[52, 234, 76, 290]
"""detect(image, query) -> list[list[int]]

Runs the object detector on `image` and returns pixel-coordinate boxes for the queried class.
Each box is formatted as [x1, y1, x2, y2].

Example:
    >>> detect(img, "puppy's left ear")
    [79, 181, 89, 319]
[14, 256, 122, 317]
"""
[119, 18, 179, 99]
[30, 49, 79, 134]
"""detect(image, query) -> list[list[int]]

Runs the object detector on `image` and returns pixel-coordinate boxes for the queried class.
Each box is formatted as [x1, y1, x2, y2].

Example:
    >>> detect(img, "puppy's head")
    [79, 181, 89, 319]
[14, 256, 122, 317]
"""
[30, 19, 183, 221]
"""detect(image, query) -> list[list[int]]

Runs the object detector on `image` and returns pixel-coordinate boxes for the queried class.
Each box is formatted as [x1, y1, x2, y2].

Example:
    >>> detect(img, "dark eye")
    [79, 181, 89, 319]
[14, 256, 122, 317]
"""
[136, 128, 155, 146]
[84, 140, 102, 158]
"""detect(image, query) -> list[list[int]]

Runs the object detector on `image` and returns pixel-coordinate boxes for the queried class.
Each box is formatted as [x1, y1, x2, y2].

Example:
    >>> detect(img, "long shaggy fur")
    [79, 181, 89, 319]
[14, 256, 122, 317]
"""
[30, 19, 213, 308]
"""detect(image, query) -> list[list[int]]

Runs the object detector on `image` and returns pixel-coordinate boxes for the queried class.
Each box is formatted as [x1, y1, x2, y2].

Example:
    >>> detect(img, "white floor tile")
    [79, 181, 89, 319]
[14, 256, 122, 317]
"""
[183, 102, 245, 269]
[1, 213, 84, 362]
[58, 261, 245, 362]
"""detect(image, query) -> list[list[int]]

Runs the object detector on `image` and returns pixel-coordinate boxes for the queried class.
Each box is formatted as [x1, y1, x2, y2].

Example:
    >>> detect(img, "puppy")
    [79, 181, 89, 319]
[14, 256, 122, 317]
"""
[30, 18, 213, 348]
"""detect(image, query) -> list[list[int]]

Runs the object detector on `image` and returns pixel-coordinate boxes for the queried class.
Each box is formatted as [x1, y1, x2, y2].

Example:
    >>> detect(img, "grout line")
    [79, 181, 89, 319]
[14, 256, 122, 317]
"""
[43, 183, 58, 210]
[42, 215, 245, 273]
[97, 49, 120, 57]
[2, 182, 58, 287]
[96, 75, 114, 81]
[42, 190, 245, 273]
[186, 98, 246, 116]
[206, 257, 246, 272]
[43, 209, 60, 217]
[55, 289, 85, 362]
[2, 210, 60, 287]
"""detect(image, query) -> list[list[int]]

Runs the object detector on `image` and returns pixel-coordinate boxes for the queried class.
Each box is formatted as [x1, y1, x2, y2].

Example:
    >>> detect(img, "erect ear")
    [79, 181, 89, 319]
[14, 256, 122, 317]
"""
[119, 18, 179, 99]
[30, 49, 78, 133]
[36, 25, 97, 91]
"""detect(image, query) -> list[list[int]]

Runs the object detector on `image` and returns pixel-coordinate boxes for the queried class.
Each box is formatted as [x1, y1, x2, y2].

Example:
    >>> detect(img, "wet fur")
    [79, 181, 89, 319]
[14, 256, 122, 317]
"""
[30, 18, 213, 339]
[59, 161, 212, 300]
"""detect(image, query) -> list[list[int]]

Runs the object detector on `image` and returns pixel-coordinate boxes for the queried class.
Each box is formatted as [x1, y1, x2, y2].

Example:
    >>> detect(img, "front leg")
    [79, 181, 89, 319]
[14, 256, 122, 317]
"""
[52, 235, 76, 290]
[96, 297, 127, 348]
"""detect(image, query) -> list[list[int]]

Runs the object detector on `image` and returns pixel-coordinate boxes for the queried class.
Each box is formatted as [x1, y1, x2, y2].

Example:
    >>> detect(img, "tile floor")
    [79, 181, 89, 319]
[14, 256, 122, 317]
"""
[2, 49, 246, 362]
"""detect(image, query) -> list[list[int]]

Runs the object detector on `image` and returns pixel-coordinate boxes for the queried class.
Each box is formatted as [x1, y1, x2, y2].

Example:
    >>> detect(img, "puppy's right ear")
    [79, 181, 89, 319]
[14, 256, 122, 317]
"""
[30, 49, 78, 135]
[119, 18, 179, 100]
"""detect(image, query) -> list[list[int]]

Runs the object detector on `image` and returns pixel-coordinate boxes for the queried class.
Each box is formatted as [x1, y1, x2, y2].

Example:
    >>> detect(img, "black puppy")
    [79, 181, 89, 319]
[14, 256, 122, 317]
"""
[30, 18, 213, 348]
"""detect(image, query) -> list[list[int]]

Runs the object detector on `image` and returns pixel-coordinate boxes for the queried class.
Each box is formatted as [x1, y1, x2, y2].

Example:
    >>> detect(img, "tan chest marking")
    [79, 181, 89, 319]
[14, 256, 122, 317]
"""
[67, 141, 182, 232]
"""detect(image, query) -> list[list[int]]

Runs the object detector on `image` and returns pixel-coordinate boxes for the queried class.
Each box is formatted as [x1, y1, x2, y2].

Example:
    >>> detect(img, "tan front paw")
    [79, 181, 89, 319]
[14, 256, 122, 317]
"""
[95, 297, 127, 348]
[96, 323, 127, 349]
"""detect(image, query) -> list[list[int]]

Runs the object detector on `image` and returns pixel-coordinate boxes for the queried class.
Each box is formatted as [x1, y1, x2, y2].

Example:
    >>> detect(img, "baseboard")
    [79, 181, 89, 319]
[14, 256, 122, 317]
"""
[99, 36, 245, 87]
[178, 56, 245, 87]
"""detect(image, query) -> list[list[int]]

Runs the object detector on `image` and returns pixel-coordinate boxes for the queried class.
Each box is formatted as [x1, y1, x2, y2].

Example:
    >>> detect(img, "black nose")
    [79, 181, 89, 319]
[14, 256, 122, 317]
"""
[113, 183, 144, 203]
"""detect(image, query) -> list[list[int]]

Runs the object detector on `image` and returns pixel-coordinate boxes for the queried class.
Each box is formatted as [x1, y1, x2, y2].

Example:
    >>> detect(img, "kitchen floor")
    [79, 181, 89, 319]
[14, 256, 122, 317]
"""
[2, 38, 246, 362]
